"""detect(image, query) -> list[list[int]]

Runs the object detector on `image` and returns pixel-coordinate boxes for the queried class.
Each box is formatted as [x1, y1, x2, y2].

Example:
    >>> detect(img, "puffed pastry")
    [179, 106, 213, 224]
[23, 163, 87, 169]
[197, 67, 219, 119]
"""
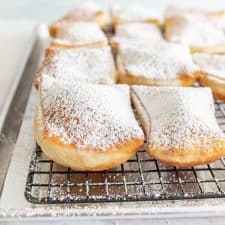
[111, 4, 162, 27]
[110, 23, 163, 50]
[34, 75, 144, 171]
[49, 1, 106, 35]
[164, 14, 225, 54]
[116, 42, 198, 86]
[131, 86, 225, 167]
[50, 22, 108, 48]
[193, 53, 225, 100]
[34, 46, 115, 89]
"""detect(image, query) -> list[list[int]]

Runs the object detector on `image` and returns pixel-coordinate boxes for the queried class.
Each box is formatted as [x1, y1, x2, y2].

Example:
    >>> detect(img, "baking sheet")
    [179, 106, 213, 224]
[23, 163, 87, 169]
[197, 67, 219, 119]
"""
[1, 24, 225, 221]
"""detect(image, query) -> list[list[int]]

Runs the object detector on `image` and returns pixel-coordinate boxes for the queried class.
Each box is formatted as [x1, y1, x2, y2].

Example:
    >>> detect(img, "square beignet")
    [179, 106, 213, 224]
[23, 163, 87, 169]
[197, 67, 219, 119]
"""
[111, 4, 162, 27]
[49, 1, 106, 34]
[110, 23, 164, 50]
[164, 14, 225, 54]
[35, 46, 115, 89]
[50, 22, 108, 48]
[116, 42, 198, 86]
[193, 53, 225, 100]
[131, 86, 225, 167]
[35, 75, 144, 171]
[165, 5, 225, 24]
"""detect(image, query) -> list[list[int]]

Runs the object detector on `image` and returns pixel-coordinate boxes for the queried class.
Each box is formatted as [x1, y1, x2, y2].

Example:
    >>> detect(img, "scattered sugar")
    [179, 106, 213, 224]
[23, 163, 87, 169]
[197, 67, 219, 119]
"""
[53, 22, 107, 46]
[36, 46, 115, 85]
[118, 42, 198, 79]
[193, 53, 225, 79]
[132, 86, 225, 150]
[165, 15, 225, 49]
[40, 75, 144, 150]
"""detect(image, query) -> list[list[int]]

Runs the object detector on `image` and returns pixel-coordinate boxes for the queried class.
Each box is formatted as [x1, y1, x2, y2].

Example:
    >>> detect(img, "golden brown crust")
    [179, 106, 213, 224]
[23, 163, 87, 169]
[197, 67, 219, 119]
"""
[117, 71, 198, 86]
[109, 39, 119, 51]
[148, 139, 225, 167]
[198, 72, 225, 100]
[111, 18, 161, 28]
[34, 48, 55, 90]
[34, 111, 144, 171]
[50, 40, 107, 49]
[190, 44, 225, 54]
[44, 47, 55, 58]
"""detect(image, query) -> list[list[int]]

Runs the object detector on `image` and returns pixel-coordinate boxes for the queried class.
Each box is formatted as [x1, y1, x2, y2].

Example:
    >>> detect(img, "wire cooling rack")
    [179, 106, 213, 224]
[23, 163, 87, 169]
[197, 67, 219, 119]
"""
[25, 101, 225, 204]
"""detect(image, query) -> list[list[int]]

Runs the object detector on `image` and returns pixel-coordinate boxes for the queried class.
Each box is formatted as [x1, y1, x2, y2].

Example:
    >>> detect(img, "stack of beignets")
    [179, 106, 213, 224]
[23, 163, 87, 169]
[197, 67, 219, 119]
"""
[33, 2, 225, 171]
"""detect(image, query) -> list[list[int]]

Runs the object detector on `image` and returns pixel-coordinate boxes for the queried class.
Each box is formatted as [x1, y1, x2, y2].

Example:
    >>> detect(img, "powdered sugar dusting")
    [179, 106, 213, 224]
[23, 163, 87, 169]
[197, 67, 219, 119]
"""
[63, 1, 104, 21]
[118, 42, 198, 79]
[111, 23, 163, 45]
[165, 15, 225, 49]
[36, 46, 115, 85]
[111, 5, 161, 23]
[132, 86, 224, 150]
[165, 5, 225, 25]
[193, 53, 225, 79]
[40, 75, 143, 150]
[53, 22, 107, 46]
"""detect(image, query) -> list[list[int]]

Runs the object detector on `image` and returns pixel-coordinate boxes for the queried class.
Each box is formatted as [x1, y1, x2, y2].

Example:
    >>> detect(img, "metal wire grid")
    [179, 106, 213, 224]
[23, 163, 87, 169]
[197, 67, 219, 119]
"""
[25, 101, 225, 204]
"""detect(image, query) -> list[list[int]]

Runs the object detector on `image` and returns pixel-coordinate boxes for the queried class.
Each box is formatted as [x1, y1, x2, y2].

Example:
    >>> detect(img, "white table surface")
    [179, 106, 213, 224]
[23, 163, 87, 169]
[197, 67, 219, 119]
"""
[1, 1, 225, 224]
[0, 21, 36, 115]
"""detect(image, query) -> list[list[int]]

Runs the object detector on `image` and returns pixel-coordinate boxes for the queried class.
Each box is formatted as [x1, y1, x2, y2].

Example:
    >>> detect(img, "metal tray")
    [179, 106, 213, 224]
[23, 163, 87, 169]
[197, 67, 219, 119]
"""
[1, 25, 225, 221]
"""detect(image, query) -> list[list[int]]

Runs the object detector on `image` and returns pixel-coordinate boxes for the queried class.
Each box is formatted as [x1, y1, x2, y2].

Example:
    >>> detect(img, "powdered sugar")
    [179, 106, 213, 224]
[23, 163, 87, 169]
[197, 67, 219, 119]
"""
[165, 5, 225, 24]
[193, 53, 225, 79]
[36, 46, 115, 85]
[132, 86, 224, 150]
[165, 15, 225, 49]
[111, 4, 161, 23]
[40, 75, 143, 150]
[52, 22, 107, 46]
[62, 1, 104, 21]
[118, 42, 198, 80]
[111, 23, 163, 46]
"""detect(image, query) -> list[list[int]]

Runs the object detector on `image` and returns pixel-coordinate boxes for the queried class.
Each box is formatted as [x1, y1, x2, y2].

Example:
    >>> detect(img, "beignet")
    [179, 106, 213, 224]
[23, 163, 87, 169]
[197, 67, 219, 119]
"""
[193, 53, 225, 100]
[35, 46, 115, 89]
[35, 75, 144, 171]
[116, 42, 198, 86]
[131, 86, 225, 167]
